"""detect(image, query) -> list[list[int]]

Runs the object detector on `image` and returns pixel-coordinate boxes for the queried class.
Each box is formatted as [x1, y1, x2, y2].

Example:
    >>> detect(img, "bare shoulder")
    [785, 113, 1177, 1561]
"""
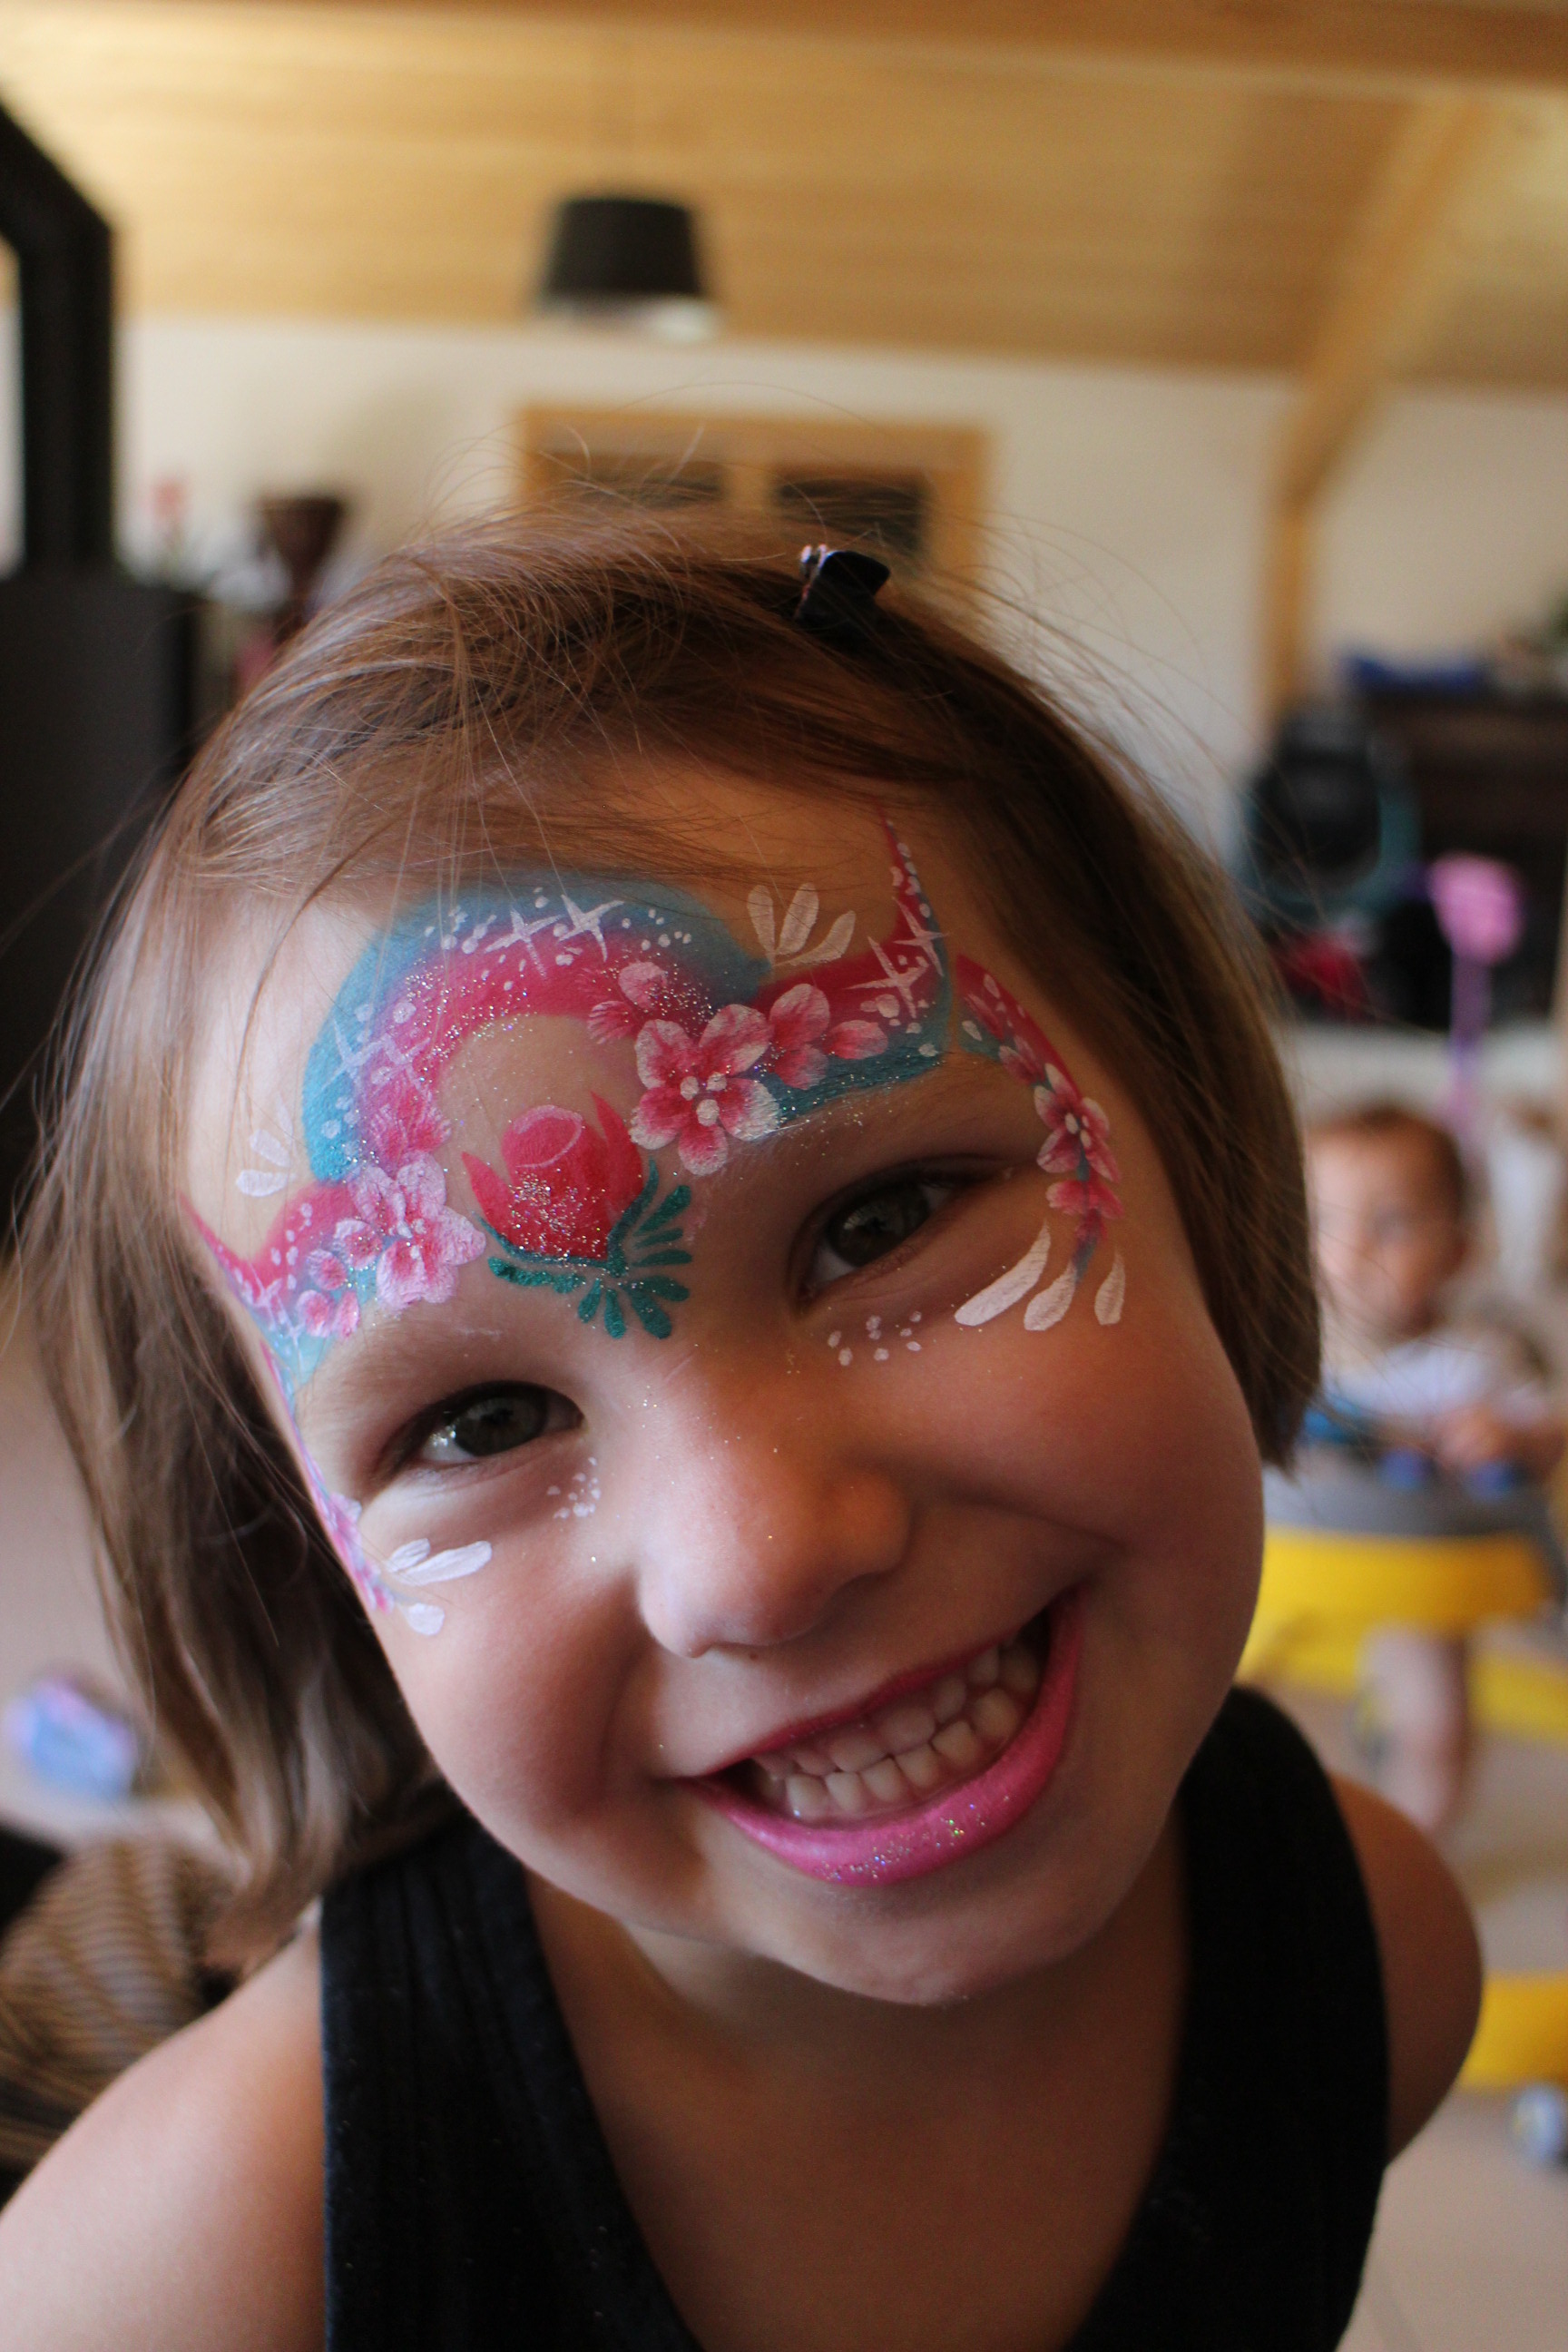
[1332, 1777, 1482, 2156]
[0, 1922, 324, 2352]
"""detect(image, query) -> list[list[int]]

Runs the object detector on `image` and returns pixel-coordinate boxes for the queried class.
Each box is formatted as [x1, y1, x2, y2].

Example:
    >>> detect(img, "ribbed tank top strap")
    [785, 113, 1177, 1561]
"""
[1071, 1686, 1388, 2352]
[320, 1813, 701, 2352]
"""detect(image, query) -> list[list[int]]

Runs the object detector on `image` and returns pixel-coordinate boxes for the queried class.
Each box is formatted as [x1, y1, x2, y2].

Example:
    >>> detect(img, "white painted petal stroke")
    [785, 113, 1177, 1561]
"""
[387, 1540, 494, 1587]
[1023, 1265, 1079, 1331]
[747, 885, 777, 959]
[777, 884, 820, 958]
[954, 1217, 1053, 1328]
[798, 909, 855, 966]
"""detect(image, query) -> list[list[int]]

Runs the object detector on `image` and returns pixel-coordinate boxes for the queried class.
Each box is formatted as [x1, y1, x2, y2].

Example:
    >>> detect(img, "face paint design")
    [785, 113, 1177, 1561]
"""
[193, 824, 1124, 1641]
[826, 1312, 924, 1368]
[206, 824, 947, 1391]
[239, 1355, 492, 1637]
[955, 958, 1126, 1331]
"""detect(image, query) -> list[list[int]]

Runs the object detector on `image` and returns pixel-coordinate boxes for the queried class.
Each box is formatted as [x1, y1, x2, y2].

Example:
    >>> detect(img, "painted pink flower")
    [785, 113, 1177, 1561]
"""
[765, 984, 887, 1089]
[1045, 1169, 1124, 1235]
[363, 1074, 447, 1169]
[463, 1096, 645, 1261]
[1037, 1075, 1122, 1236]
[1034, 1075, 1120, 1189]
[630, 1004, 780, 1176]
[587, 960, 670, 1044]
[297, 1250, 360, 1340]
[334, 1154, 484, 1312]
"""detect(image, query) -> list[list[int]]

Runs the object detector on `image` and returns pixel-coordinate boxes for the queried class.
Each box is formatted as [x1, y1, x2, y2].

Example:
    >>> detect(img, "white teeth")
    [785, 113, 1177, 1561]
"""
[825, 1727, 887, 1774]
[750, 1625, 1049, 1823]
[972, 1688, 1023, 1745]
[873, 1700, 937, 1753]
[1000, 1642, 1039, 1699]
[826, 1771, 872, 1814]
[931, 1674, 968, 1725]
[932, 1717, 985, 1769]
[785, 1775, 835, 1821]
[896, 1740, 946, 1792]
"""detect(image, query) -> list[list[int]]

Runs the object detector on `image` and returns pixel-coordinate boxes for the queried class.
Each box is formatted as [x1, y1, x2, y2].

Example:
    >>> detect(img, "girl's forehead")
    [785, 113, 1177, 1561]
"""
[189, 799, 981, 1252]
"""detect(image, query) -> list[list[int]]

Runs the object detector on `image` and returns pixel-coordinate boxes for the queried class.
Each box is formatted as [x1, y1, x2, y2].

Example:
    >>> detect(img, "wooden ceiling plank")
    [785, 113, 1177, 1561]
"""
[1277, 95, 1504, 509]
[125, 0, 1568, 98]
[1266, 93, 1509, 709]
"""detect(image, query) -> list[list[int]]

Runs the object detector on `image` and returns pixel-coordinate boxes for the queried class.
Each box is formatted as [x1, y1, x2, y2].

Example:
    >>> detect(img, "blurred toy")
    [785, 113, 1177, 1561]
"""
[1427, 852, 1526, 1146]
[2, 1673, 152, 1803]
[1509, 2081, 1568, 2168]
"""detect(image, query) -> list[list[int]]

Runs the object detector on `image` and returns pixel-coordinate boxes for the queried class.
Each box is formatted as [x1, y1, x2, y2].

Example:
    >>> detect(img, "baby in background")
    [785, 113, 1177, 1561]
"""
[1305, 1102, 1564, 1828]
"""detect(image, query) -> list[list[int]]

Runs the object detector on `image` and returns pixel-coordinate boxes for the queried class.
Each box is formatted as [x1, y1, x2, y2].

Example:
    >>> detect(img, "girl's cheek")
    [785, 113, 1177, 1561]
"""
[377, 1554, 632, 1818]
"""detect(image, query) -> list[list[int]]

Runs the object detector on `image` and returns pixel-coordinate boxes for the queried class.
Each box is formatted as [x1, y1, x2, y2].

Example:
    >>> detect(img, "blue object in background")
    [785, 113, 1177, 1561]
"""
[1339, 652, 1492, 699]
[1378, 1446, 1435, 1491]
[1510, 2083, 1568, 2168]
[3, 1673, 144, 1801]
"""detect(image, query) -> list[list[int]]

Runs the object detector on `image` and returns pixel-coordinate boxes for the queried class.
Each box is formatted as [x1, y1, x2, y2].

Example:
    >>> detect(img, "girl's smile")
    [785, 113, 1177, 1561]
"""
[701, 1587, 1084, 1886]
[189, 778, 1264, 2010]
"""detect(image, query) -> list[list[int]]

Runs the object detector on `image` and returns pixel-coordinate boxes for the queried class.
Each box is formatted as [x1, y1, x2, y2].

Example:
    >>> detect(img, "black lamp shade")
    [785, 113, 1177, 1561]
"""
[536, 196, 717, 339]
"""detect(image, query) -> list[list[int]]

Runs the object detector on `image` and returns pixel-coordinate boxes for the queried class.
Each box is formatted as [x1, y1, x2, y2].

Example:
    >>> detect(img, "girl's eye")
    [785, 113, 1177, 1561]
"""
[808, 1177, 954, 1289]
[412, 1384, 576, 1466]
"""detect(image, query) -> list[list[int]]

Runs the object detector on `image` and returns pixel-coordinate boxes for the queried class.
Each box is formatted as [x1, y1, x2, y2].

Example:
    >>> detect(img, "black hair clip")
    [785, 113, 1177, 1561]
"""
[794, 544, 890, 647]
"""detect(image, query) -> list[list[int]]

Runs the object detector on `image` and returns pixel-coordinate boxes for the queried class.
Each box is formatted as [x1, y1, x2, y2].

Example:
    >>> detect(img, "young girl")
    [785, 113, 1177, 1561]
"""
[0, 524, 1478, 2350]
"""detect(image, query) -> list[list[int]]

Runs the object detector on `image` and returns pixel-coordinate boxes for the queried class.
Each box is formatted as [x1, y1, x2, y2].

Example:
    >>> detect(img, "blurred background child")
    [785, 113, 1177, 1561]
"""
[1305, 1102, 1564, 1830]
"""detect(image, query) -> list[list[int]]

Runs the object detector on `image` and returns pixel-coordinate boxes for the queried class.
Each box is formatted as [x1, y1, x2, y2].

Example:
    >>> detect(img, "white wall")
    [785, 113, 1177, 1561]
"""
[1319, 385, 1568, 666]
[2, 309, 1567, 828]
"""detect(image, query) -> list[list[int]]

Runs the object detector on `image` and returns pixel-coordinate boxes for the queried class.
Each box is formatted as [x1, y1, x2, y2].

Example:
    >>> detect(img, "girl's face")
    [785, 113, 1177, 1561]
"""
[189, 775, 1262, 2006]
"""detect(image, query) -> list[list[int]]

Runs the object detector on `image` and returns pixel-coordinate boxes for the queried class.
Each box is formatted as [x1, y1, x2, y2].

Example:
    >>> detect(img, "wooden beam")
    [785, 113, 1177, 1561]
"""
[1265, 94, 1504, 714]
[128, 0, 1568, 97]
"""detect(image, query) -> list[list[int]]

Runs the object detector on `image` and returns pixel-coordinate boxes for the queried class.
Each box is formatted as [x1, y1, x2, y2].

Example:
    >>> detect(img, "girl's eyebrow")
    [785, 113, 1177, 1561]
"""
[294, 1058, 1034, 1413]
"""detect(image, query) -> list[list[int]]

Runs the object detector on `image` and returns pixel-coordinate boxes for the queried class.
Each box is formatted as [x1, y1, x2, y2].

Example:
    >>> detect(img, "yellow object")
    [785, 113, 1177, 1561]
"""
[1461, 1972, 1568, 2091]
[1250, 1525, 1550, 1639]
[1240, 1523, 1568, 1743]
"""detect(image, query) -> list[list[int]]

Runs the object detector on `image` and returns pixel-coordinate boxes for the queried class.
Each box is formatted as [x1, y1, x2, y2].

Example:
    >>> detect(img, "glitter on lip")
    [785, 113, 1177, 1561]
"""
[696, 1585, 1084, 1886]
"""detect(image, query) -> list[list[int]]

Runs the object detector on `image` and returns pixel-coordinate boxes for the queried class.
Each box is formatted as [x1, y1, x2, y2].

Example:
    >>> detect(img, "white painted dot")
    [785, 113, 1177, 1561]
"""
[827, 1330, 841, 1348]
[874, 1348, 889, 1362]
[838, 1348, 853, 1367]
[906, 1340, 922, 1353]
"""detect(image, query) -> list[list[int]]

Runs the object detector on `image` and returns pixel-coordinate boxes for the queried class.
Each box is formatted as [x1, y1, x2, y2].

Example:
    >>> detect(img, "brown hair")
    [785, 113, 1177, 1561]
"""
[24, 514, 1316, 1955]
[1306, 1101, 1468, 1220]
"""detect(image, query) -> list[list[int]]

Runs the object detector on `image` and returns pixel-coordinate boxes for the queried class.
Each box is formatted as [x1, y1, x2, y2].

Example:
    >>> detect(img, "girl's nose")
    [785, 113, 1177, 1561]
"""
[632, 1401, 912, 1659]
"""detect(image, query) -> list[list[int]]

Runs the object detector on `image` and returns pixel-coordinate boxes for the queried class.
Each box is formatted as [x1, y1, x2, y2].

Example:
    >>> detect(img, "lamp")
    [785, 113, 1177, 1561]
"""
[535, 195, 718, 341]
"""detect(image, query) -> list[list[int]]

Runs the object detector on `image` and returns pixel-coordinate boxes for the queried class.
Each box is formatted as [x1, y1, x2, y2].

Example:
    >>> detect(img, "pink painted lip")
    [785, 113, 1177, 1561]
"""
[697, 1585, 1085, 1887]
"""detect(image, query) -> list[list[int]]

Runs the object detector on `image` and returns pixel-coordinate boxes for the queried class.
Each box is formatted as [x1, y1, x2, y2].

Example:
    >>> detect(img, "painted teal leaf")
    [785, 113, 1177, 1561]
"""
[603, 1290, 626, 1338]
[634, 1276, 690, 1302]
[490, 1259, 585, 1294]
[628, 1292, 673, 1339]
[642, 1184, 691, 1230]
[632, 1248, 692, 1268]
[577, 1279, 603, 1324]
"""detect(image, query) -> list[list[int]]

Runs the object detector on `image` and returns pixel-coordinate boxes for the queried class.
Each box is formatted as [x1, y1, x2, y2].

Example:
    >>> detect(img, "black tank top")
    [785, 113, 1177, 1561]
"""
[320, 1688, 1387, 2351]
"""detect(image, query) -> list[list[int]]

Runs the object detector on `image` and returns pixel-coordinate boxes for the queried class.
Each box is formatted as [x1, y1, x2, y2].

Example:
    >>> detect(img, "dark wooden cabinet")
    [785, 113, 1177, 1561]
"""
[1364, 690, 1568, 1022]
